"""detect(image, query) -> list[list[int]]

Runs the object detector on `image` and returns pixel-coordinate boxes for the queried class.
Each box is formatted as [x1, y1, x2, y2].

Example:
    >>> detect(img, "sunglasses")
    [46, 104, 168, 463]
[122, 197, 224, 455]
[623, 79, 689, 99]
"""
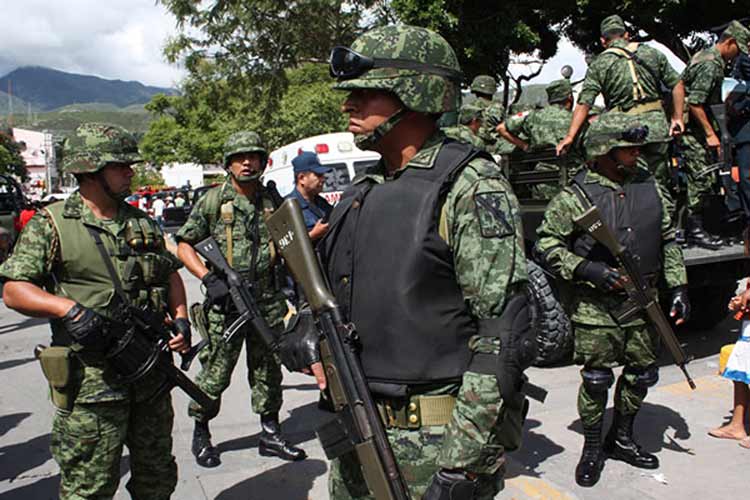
[329, 46, 463, 82]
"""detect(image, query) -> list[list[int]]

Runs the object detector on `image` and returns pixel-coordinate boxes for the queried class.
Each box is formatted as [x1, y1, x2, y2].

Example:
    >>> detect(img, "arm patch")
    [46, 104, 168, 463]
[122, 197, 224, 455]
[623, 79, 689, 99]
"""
[473, 191, 514, 238]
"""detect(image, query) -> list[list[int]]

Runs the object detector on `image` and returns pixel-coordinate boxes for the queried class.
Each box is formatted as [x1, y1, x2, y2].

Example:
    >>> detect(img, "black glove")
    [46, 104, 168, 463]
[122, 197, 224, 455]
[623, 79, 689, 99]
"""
[201, 271, 229, 305]
[173, 317, 192, 346]
[422, 469, 477, 500]
[670, 285, 690, 323]
[574, 260, 621, 292]
[278, 308, 321, 372]
[62, 302, 110, 353]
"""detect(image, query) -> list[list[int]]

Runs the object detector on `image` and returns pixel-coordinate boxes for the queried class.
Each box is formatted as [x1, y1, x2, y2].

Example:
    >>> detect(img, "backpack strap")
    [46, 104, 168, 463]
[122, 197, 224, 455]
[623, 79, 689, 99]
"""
[602, 42, 649, 104]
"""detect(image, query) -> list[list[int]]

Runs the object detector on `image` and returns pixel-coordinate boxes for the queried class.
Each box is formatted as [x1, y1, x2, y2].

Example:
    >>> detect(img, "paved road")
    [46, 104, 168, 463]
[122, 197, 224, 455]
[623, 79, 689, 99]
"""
[0, 272, 746, 499]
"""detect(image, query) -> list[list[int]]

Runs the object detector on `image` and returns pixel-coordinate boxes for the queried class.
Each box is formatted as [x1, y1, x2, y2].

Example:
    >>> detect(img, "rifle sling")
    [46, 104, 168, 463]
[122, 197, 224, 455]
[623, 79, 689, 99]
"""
[85, 225, 130, 305]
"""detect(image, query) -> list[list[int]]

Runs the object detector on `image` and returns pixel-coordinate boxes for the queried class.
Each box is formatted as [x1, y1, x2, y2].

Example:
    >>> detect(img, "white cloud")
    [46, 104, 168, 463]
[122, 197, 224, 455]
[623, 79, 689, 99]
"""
[0, 0, 186, 87]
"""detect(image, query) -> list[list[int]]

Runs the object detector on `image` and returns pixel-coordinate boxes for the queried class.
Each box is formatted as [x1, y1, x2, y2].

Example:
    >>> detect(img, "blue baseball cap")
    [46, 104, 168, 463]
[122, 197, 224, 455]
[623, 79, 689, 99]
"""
[292, 151, 332, 175]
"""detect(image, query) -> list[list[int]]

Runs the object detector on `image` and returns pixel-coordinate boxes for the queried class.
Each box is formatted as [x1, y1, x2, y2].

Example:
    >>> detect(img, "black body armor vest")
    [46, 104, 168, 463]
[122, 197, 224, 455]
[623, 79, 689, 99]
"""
[571, 169, 663, 276]
[320, 140, 489, 386]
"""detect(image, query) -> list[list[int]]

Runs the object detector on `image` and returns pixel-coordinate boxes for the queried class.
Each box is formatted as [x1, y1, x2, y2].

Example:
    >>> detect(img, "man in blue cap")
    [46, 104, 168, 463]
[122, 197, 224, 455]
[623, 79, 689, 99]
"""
[286, 151, 334, 241]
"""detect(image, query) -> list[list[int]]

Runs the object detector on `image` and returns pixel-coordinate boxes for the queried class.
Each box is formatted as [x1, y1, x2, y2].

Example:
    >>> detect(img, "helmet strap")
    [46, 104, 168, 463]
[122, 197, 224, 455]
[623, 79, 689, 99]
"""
[354, 108, 409, 151]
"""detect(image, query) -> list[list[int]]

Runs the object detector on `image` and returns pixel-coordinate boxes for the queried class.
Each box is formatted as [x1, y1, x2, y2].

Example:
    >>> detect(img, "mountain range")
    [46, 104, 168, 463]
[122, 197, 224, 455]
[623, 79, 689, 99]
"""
[0, 66, 176, 113]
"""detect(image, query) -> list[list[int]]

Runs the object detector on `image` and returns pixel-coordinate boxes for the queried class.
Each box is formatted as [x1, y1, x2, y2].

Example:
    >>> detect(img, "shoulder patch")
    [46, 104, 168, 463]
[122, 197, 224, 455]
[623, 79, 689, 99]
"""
[473, 191, 514, 238]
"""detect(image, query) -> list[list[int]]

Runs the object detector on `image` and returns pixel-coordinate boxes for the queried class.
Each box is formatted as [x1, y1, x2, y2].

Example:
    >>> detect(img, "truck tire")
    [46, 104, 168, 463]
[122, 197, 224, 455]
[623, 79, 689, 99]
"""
[528, 260, 573, 366]
[687, 283, 737, 330]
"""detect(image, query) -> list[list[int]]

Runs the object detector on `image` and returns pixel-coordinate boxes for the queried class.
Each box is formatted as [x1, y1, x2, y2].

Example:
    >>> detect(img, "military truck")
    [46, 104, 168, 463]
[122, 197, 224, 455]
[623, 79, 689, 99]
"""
[0, 174, 26, 263]
[503, 94, 750, 366]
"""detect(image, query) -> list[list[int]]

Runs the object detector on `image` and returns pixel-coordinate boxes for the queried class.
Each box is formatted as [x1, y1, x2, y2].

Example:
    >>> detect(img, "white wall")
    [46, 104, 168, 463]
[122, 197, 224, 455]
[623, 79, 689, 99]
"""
[161, 162, 204, 189]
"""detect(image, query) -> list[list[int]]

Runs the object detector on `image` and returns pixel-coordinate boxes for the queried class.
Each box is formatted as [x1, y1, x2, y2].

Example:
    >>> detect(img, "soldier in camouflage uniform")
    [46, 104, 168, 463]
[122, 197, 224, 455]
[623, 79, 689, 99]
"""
[0, 123, 190, 499]
[679, 20, 750, 248]
[470, 75, 506, 151]
[289, 25, 535, 499]
[498, 79, 585, 198]
[442, 100, 487, 150]
[175, 131, 305, 467]
[535, 112, 690, 487]
[557, 15, 685, 194]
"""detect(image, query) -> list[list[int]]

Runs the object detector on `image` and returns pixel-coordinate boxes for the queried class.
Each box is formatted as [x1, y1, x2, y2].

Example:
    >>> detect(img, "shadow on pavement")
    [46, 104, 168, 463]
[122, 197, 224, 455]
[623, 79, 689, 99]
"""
[661, 314, 737, 367]
[216, 458, 327, 500]
[218, 401, 324, 453]
[0, 316, 48, 335]
[0, 474, 60, 500]
[0, 433, 52, 482]
[0, 357, 37, 371]
[506, 418, 566, 478]
[0, 412, 31, 439]
[280, 383, 322, 391]
[567, 401, 692, 455]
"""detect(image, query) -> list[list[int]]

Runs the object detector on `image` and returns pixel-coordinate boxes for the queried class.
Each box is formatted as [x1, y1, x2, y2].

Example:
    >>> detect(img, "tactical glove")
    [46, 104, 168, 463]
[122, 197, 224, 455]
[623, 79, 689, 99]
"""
[278, 307, 321, 372]
[62, 302, 110, 353]
[574, 260, 621, 292]
[201, 271, 229, 305]
[173, 317, 192, 346]
[422, 469, 477, 500]
[669, 285, 691, 323]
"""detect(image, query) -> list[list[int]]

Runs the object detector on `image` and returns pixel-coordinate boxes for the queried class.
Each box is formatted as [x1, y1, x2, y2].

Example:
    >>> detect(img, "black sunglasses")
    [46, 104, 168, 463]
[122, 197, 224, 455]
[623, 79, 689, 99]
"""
[329, 46, 463, 82]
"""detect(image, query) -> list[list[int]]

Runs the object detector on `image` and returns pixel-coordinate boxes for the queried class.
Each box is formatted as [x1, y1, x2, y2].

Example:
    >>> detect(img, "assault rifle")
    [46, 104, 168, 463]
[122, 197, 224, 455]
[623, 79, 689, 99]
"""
[266, 199, 411, 500]
[573, 205, 697, 390]
[194, 237, 280, 347]
[108, 300, 218, 412]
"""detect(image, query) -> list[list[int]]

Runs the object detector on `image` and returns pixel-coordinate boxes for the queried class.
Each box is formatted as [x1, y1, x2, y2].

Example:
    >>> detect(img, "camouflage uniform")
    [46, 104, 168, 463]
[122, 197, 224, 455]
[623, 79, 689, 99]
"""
[535, 111, 688, 486]
[470, 75, 506, 151]
[0, 124, 181, 499]
[442, 101, 487, 150]
[328, 26, 529, 499]
[578, 19, 680, 184]
[175, 179, 287, 421]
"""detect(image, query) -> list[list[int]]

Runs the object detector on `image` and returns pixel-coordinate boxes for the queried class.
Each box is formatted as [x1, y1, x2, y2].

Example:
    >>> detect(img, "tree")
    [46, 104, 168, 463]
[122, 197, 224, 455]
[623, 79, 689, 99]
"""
[0, 131, 28, 181]
[131, 164, 165, 191]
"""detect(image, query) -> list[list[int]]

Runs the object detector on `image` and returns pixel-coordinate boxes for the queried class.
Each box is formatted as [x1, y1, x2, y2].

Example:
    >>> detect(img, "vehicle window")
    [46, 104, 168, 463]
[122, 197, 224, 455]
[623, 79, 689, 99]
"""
[322, 163, 351, 192]
[353, 160, 379, 176]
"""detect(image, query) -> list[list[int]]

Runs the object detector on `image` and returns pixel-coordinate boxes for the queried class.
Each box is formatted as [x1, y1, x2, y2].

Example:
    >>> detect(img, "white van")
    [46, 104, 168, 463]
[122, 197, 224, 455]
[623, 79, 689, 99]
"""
[264, 132, 380, 205]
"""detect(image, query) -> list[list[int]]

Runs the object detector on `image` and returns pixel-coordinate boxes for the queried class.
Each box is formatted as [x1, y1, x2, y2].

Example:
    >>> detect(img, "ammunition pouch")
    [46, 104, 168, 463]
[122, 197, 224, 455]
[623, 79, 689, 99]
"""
[190, 302, 210, 343]
[36, 346, 79, 411]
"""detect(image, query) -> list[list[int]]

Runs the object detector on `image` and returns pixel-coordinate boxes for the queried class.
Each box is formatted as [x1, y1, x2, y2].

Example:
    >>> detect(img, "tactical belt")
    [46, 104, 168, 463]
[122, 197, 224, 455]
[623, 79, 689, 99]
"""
[375, 394, 456, 429]
[612, 100, 663, 115]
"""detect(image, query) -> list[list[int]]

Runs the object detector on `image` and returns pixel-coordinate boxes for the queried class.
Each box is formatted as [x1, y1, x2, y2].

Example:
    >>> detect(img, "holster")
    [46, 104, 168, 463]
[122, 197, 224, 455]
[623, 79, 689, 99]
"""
[190, 302, 210, 343]
[36, 345, 77, 411]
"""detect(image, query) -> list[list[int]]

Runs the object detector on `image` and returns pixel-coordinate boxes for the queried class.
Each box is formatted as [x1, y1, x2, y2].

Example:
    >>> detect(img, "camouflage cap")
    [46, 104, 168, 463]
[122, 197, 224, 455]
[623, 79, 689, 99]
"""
[546, 79, 573, 104]
[332, 25, 462, 114]
[223, 131, 268, 166]
[584, 111, 665, 160]
[600, 15, 626, 37]
[723, 20, 750, 55]
[63, 123, 141, 174]
[470, 75, 497, 96]
[458, 101, 484, 125]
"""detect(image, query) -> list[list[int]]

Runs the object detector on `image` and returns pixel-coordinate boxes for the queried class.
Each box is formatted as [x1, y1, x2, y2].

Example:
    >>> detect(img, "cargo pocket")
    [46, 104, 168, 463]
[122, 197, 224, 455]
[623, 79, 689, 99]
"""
[51, 407, 101, 468]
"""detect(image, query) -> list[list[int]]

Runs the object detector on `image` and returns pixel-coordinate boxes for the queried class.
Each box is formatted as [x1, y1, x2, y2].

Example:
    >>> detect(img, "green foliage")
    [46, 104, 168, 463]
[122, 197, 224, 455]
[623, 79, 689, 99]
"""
[0, 132, 28, 181]
[131, 164, 165, 190]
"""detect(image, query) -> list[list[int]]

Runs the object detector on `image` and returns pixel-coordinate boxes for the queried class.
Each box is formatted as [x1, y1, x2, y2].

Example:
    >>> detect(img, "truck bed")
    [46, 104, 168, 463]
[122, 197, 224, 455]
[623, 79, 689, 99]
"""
[683, 243, 747, 266]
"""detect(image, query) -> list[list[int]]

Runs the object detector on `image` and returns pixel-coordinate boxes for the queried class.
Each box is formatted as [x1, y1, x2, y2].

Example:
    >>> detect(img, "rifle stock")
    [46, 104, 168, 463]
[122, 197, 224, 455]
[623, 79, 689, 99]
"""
[266, 199, 411, 500]
[573, 205, 696, 390]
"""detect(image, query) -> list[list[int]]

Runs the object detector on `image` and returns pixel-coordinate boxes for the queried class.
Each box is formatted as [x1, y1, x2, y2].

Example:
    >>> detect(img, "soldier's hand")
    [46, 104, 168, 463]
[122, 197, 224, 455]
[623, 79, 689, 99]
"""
[669, 119, 684, 137]
[574, 260, 621, 292]
[556, 135, 574, 156]
[669, 286, 690, 325]
[706, 133, 722, 157]
[62, 303, 110, 353]
[303, 362, 327, 390]
[279, 308, 324, 385]
[201, 270, 229, 305]
[170, 317, 191, 353]
[422, 469, 477, 500]
[309, 220, 330, 241]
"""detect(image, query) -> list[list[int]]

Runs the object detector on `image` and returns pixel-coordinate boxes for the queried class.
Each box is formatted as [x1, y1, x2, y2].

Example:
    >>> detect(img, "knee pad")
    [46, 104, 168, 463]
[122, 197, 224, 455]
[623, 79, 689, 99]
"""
[624, 364, 659, 388]
[581, 368, 614, 394]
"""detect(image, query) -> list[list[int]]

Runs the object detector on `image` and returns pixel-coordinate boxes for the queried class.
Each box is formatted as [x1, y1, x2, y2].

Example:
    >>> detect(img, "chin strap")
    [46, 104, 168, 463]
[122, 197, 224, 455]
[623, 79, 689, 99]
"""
[354, 108, 410, 151]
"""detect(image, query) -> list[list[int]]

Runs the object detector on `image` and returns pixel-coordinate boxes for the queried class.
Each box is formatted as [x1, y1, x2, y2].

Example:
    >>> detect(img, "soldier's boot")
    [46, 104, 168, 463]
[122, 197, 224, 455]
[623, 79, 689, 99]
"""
[686, 215, 723, 250]
[258, 413, 307, 461]
[604, 410, 659, 469]
[675, 229, 687, 248]
[192, 420, 221, 468]
[575, 420, 606, 487]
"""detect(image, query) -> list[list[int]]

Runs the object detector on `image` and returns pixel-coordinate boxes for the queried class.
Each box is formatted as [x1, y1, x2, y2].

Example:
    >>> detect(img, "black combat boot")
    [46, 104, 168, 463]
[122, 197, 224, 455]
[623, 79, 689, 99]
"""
[259, 413, 307, 461]
[686, 215, 723, 250]
[192, 420, 221, 468]
[575, 421, 606, 487]
[604, 411, 659, 469]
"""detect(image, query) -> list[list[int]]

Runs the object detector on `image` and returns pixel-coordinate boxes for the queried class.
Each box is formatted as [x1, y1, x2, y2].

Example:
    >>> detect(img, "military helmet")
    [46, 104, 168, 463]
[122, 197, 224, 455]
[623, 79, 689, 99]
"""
[470, 75, 497, 96]
[458, 101, 484, 125]
[330, 25, 463, 114]
[546, 79, 573, 104]
[223, 131, 268, 166]
[63, 123, 141, 174]
[584, 111, 663, 160]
